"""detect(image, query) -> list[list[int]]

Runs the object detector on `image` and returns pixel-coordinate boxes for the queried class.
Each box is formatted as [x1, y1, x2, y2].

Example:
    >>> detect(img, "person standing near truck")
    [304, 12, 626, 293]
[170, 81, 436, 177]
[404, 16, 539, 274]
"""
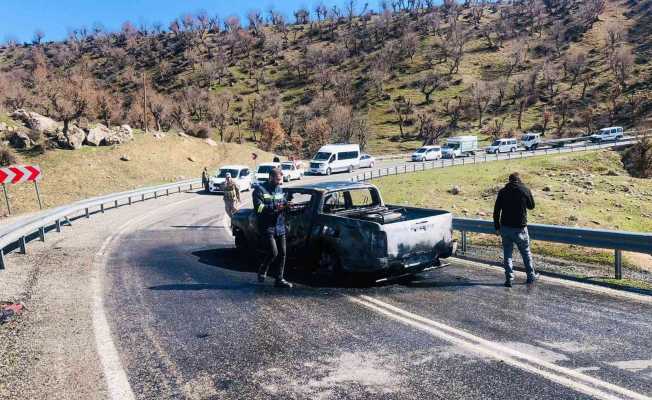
[221, 173, 241, 220]
[493, 172, 538, 287]
[253, 168, 293, 288]
[202, 167, 210, 192]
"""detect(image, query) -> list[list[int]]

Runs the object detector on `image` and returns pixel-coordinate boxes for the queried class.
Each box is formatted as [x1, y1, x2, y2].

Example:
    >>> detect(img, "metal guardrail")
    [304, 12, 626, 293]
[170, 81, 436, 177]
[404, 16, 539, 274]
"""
[351, 133, 652, 279]
[453, 218, 652, 279]
[0, 178, 202, 269]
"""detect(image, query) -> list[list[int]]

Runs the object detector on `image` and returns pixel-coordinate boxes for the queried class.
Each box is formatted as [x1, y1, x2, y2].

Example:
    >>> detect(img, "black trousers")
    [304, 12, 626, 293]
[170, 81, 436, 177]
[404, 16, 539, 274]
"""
[259, 234, 287, 280]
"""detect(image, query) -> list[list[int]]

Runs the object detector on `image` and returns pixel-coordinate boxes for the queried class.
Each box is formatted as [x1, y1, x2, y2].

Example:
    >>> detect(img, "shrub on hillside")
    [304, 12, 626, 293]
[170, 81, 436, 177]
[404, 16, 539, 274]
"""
[0, 146, 18, 167]
[622, 138, 652, 178]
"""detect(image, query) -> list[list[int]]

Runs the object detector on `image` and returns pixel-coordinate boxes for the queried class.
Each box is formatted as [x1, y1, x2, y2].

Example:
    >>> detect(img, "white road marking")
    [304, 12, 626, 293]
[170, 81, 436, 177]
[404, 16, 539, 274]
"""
[450, 257, 652, 305]
[91, 195, 202, 400]
[350, 295, 651, 400]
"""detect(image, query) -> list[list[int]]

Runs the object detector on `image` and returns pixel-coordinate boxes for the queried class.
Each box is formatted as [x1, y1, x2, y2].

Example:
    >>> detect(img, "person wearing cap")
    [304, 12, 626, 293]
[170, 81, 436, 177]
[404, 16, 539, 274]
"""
[221, 172, 241, 220]
[493, 172, 538, 287]
[252, 167, 293, 288]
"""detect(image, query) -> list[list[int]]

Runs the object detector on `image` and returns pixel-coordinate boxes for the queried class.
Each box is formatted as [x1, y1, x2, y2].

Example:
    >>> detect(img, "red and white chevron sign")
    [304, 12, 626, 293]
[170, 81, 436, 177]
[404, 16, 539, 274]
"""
[0, 165, 42, 185]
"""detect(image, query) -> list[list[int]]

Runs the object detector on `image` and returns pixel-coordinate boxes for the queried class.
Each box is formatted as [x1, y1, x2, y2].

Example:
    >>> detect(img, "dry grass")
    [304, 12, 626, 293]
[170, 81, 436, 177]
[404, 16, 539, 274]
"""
[0, 132, 273, 218]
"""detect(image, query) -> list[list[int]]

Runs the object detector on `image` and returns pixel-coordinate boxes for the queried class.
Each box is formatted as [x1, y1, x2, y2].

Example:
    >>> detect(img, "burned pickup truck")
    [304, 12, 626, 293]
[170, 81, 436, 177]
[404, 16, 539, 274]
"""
[231, 181, 456, 280]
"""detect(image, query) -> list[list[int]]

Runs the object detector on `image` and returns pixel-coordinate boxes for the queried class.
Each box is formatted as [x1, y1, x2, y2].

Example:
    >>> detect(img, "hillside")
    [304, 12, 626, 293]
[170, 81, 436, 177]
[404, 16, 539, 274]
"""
[0, 0, 650, 158]
[0, 133, 272, 216]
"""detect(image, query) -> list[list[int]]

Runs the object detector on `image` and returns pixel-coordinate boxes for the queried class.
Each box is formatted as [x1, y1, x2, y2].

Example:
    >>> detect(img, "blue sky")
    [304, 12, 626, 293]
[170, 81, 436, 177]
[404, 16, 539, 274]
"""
[1, 0, 371, 43]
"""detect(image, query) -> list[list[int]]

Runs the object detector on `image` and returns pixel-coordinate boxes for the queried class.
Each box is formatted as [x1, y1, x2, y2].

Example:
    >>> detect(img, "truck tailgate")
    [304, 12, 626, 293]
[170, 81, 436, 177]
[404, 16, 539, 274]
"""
[381, 208, 453, 259]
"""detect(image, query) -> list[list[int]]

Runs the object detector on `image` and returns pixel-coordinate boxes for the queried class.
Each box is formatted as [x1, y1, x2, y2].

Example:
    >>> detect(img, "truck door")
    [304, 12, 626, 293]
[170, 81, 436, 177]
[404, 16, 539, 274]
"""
[285, 190, 317, 257]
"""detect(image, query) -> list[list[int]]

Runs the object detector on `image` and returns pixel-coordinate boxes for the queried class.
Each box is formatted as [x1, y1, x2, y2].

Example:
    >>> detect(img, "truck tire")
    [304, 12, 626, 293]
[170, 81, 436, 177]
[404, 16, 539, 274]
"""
[326, 168, 332, 176]
[348, 165, 353, 173]
[315, 247, 346, 285]
[234, 230, 248, 253]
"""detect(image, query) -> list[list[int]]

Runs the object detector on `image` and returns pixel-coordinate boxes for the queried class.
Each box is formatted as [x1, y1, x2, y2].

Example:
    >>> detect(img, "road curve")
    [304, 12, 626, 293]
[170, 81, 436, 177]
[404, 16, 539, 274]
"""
[100, 183, 652, 399]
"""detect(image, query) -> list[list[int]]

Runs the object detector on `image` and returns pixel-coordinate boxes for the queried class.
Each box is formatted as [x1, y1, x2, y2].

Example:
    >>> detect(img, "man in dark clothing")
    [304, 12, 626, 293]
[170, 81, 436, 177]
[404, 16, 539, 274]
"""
[253, 168, 293, 288]
[493, 172, 538, 287]
[202, 167, 210, 192]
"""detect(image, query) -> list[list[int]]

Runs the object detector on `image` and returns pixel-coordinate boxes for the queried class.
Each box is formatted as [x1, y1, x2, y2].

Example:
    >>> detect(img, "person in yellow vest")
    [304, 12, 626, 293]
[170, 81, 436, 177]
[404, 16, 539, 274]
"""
[221, 173, 241, 219]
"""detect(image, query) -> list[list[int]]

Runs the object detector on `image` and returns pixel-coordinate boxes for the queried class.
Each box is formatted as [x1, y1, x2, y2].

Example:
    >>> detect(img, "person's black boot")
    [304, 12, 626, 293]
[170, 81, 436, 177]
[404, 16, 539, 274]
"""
[275, 279, 293, 288]
[504, 279, 513, 288]
[526, 273, 539, 284]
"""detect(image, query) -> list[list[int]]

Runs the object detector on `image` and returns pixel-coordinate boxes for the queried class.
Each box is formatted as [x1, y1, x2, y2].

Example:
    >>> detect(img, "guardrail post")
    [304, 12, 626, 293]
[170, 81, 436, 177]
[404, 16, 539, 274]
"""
[19, 236, 26, 254]
[166, 189, 169, 196]
[614, 249, 623, 280]
[39, 227, 45, 242]
[178, 186, 181, 193]
[0, 249, 5, 270]
[56, 219, 61, 233]
[190, 183, 193, 191]
[142, 194, 145, 201]
[128, 196, 132, 206]
[100, 204, 104, 213]
[154, 191, 157, 199]
[114, 200, 119, 209]
[85, 208, 89, 218]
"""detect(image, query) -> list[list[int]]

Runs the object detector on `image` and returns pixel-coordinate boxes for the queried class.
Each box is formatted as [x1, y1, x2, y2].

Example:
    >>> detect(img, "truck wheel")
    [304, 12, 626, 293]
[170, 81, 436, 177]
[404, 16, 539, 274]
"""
[326, 168, 332, 176]
[510, 147, 516, 153]
[316, 248, 344, 284]
[348, 165, 353, 173]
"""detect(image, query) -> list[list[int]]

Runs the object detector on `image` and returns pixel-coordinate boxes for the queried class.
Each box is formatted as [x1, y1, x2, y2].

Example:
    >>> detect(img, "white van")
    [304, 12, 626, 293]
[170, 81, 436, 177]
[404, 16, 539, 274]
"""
[590, 127, 624, 143]
[308, 144, 361, 175]
[487, 138, 518, 154]
[411, 145, 442, 162]
[521, 132, 541, 151]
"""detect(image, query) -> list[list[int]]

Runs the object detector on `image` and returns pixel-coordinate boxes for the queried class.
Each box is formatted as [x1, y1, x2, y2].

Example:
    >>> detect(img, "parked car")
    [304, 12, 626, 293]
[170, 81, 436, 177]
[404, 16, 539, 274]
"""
[359, 154, 376, 168]
[281, 161, 303, 182]
[308, 144, 361, 175]
[232, 181, 457, 282]
[411, 145, 442, 162]
[520, 132, 541, 151]
[590, 127, 624, 143]
[441, 136, 478, 158]
[486, 138, 518, 154]
[208, 165, 252, 193]
[255, 162, 281, 183]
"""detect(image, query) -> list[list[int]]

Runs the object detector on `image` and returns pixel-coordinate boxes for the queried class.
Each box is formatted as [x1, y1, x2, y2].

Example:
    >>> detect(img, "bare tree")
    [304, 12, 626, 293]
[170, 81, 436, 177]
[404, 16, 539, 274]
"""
[416, 112, 447, 145]
[46, 71, 92, 134]
[471, 81, 493, 128]
[33, 30, 45, 45]
[392, 96, 414, 138]
[210, 91, 232, 142]
[552, 94, 571, 136]
[609, 47, 634, 90]
[418, 72, 446, 104]
[564, 50, 588, 89]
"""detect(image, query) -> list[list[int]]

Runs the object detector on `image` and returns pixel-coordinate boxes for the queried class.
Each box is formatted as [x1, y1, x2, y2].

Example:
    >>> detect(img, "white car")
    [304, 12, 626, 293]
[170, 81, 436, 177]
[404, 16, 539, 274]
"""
[359, 154, 376, 168]
[255, 162, 281, 183]
[411, 146, 442, 162]
[209, 165, 252, 193]
[590, 127, 624, 143]
[281, 162, 303, 182]
[487, 138, 518, 154]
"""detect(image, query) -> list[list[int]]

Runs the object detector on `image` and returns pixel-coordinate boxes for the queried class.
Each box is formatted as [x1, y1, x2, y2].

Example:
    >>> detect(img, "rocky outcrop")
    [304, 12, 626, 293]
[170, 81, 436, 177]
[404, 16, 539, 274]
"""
[9, 130, 33, 149]
[85, 124, 111, 146]
[104, 125, 134, 145]
[54, 125, 86, 150]
[10, 109, 61, 134]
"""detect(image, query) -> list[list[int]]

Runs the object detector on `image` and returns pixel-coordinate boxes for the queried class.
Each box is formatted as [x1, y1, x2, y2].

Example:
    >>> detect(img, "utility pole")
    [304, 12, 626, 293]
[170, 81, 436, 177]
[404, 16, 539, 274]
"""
[142, 72, 148, 134]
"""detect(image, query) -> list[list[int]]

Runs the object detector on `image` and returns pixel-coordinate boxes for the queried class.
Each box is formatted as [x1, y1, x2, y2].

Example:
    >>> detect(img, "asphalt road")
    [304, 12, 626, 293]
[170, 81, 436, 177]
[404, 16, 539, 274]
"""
[99, 179, 652, 400]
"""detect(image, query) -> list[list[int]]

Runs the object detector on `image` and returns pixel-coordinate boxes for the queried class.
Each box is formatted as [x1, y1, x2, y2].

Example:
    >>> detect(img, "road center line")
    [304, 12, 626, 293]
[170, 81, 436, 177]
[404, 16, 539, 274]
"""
[349, 295, 651, 400]
[91, 195, 203, 400]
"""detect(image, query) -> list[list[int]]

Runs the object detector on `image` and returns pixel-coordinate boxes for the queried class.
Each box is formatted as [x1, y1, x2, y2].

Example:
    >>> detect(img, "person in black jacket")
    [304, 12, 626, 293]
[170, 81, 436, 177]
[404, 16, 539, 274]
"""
[493, 172, 538, 287]
[253, 168, 293, 288]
